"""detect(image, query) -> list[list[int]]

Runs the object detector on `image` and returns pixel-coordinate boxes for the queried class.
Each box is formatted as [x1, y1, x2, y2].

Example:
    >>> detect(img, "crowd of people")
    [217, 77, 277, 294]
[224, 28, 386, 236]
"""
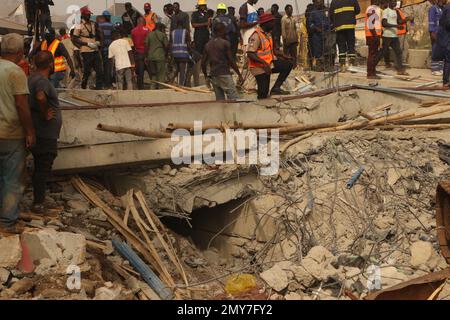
[14, 0, 450, 95]
[0, 1, 449, 233]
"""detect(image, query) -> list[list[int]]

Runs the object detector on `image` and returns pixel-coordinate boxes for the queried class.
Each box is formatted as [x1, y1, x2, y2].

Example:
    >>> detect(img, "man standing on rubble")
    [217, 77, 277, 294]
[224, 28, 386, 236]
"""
[365, 0, 382, 79]
[191, 0, 211, 87]
[212, 3, 235, 40]
[375, 0, 409, 75]
[271, 4, 283, 48]
[202, 22, 244, 101]
[28, 51, 62, 214]
[73, 6, 104, 90]
[435, 0, 450, 86]
[145, 23, 169, 89]
[99, 11, 115, 89]
[227, 6, 241, 59]
[429, 0, 444, 75]
[132, 17, 151, 90]
[281, 5, 299, 69]
[247, 13, 294, 99]
[109, 30, 135, 90]
[0, 34, 35, 234]
[309, 0, 331, 70]
[329, 0, 360, 69]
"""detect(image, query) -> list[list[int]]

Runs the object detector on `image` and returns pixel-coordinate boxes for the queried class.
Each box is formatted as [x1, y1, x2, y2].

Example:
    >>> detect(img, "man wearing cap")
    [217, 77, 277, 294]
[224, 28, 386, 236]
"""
[99, 10, 115, 89]
[122, 2, 143, 36]
[144, 3, 158, 32]
[0, 33, 35, 234]
[247, 13, 294, 99]
[73, 6, 104, 90]
[132, 17, 151, 90]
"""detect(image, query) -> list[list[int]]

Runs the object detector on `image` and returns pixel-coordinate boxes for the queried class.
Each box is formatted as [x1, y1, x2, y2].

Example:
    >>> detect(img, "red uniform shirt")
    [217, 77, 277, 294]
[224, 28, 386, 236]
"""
[131, 25, 150, 54]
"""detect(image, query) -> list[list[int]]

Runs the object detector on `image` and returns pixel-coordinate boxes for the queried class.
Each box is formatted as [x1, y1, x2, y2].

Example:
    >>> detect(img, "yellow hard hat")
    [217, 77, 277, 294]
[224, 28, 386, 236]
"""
[217, 3, 227, 10]
[198, 0, 207, 6]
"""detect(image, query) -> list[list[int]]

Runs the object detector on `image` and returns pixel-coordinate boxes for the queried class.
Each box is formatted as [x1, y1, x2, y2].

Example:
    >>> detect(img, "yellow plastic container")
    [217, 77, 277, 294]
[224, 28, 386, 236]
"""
[225, 274, 257, 295]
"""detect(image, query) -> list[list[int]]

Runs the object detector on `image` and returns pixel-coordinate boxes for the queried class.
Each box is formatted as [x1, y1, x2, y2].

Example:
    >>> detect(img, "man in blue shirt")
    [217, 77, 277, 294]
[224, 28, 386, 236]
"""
[429, 0, 444, 75]
[435, 0, 450, 86]
[309, 0, 330, 70]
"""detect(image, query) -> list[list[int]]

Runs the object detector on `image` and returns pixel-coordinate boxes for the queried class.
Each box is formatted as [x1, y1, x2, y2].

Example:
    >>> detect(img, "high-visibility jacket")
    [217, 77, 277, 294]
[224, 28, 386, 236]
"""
[329, 0, 361, 31]
[145, 12, 157, 32]
[365, 5, 382, 37]
[171, 29, 190, 59]
[248, 28, 274, 69]
[41, 39, 67, 72]
[396, 9, 407, 35]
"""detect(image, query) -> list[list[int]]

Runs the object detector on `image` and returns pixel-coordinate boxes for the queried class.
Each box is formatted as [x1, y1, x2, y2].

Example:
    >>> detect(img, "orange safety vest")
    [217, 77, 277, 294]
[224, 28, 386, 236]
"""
[396, 9, 407, 35]
[145, 12, 157, 32]
[41, 39, 67, 72]
[365, 5, 382, 37]
[248, 28, 274, 69]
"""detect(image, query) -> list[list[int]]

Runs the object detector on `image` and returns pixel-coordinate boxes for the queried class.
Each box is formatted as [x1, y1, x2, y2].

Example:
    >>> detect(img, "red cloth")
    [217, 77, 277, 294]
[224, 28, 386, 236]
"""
[18, 59, 30, 76]
[131, 25, 150, 54]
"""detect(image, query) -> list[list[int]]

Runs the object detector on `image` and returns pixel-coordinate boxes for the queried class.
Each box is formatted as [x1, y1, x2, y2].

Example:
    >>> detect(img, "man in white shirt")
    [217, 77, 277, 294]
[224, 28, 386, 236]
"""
[375, 0, 408, 75]
[109, 31, 135, 90]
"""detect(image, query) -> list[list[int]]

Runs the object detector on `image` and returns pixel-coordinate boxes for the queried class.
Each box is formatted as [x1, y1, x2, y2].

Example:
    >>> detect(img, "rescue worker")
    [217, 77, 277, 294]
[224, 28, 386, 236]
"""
[36, 29, 75, 88]
[212, 3, 235, 40]
[73, 6, 104, 90]
[144, 3, 158, 32]
[365, 0, 382, 79]
[247, 13, 294, 99]
[395, 2, 413, 63]
[99, 10, 114, 89]
[171, 19, 192, 87]
[329, 0, 361, 68]
[429, 0, 444, 75]
[309, 0, 331, 70]
[434, 0, 450, 86]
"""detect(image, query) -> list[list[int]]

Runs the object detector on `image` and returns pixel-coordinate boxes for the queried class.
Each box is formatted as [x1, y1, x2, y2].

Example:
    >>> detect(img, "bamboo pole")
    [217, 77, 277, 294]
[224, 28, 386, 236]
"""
[167, 122, 296, 132]
[97, 124, 172, 139]
[148, 80, 189, 93]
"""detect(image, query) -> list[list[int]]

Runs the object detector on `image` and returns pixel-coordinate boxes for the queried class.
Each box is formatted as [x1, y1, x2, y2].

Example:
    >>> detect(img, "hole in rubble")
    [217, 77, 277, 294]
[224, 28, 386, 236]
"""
[163, 198, 250, 256]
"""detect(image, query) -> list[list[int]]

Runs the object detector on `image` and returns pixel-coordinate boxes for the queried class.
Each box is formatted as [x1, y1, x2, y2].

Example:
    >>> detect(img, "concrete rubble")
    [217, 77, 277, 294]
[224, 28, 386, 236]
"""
[0, 64, 449, 300]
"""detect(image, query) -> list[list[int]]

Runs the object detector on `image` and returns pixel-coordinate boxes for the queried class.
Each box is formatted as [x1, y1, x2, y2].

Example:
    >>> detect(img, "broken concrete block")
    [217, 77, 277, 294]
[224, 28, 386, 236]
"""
[284, 292, 303, 300]
[0, 267, 10, 284]
[21, 229, 86, 267]
[35, 258, 57, 276]
[21, 229, 63, 263]
[67, 199, 90, 214]
[0, 235, 22, 269]
[380, 266, 408, 288]
[410, 241, 434, 268]
[9, 278, 34, 295]
[94, 284, 123, 300]
[260, 264, 289, 292]
[307, 246, 337, 265]
[58, 232, 86, 265]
